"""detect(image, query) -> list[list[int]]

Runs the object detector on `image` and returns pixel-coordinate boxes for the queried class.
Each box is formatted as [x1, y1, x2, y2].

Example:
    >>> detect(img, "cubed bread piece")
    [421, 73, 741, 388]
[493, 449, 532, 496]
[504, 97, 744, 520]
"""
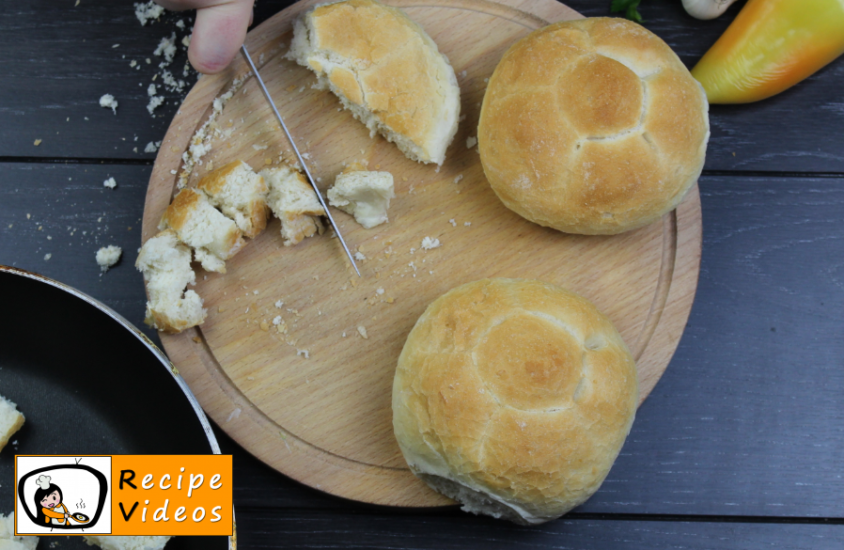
[288, 0, 460, 165]
[159, 189, 245, 273]
[0, 396, 24, 452]
[328, 169, 394, 229]
[85, 535, 172, 550]
[261, 165, 325, 246]
[197, 160, 269, 238]
[136, 230, 206, 333]
[0, 513, 38, 550]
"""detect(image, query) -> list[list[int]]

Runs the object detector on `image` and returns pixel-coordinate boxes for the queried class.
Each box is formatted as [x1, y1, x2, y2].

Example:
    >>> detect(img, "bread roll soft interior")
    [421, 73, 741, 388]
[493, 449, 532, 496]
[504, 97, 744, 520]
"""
[478, 18, 709, 235]
[288, 0, 460, 165]
[392, 278, 638, 524]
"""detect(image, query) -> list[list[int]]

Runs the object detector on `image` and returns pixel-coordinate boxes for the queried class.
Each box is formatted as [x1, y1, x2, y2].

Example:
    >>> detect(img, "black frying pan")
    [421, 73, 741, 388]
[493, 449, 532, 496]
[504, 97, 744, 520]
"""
[0, 266, 231, 549]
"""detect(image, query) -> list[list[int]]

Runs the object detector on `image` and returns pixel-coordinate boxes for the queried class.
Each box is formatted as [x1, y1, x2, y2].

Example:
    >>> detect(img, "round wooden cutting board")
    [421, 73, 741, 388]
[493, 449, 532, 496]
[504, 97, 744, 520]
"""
[142, 0, 702, 507]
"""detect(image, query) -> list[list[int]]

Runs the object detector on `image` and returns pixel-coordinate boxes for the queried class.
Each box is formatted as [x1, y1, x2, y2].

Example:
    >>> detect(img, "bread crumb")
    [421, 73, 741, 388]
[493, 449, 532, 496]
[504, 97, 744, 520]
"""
[453, 174, 463, 184]
[354, 251, 366, 261]
[33, 139, 42, 146]
[464, 221, 472, 227]
[252, 144, 269, 151]
[259, 320, 270, 331]
[103, 177, 117, 189]
[154, 33, 177, 64]
[421, 236, 441, 250]
[192, 336, 201, 343]
[134, 0, 165, 26]
[99, 94, 118, 114]
[144, 141, 160, 153]
[386, 297, 395, 304]
[449, 219, 456, 227]
[274, 300, 284, 308]
[376, 287, 384, 295]
[466, 136, 477, 149]
[297, 349, 310, 359]
[272, 316, 282, 325]
[44, 253, 52, 261]
[357, 325, 368, 339]
[95, 245, 122, 272]
[226, 408, 242, 422]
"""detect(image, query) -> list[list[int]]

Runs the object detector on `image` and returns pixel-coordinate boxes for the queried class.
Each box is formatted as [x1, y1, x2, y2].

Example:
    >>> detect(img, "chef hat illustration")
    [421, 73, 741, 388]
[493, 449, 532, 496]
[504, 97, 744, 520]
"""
[36, 475, 51, 490]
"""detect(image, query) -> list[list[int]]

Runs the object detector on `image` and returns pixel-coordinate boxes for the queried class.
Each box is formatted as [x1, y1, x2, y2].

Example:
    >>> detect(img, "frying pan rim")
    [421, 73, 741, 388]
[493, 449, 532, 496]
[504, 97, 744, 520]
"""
[0, 265, 235, 549]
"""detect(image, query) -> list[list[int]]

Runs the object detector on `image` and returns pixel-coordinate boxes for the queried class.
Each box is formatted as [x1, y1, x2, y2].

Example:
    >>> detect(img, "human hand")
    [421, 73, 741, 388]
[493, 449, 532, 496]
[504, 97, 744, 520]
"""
[154, 0, 254, 74]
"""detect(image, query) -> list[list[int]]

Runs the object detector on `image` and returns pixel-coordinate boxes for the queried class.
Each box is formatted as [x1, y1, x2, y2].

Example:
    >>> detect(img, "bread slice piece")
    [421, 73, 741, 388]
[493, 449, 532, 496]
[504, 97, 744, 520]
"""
[136, 230, 206, 333]
[0, 513, 38, 550]
[261, 165, 325, 246]
[197, 160, 269, 238]
[328, 169, 394, 229]
[84, 535, 172, 550]
[0, 396, 24, 452]
[159, 189, 245, 273]
[288, 0, 460, 165]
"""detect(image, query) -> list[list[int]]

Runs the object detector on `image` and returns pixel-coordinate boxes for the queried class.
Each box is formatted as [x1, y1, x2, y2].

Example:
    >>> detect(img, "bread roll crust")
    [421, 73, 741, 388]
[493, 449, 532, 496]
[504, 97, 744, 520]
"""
[197, 160, 269, 239]
[290, 0, 460, 165]
[478, 18, 709, 235]
[392, 278, 637, 524]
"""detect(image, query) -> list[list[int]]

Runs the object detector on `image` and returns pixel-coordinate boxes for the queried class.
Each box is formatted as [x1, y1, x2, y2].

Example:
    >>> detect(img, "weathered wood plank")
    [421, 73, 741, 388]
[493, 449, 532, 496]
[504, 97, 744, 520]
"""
[0, 0, 841, 172]
[3, 164, 844, 517]
[233, 509, 844, 550]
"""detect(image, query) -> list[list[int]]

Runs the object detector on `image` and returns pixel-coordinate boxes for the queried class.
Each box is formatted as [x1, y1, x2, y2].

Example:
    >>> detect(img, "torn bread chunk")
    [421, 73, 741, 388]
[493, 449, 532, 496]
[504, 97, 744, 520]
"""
[288, 0, 461, 165]
[0, 395, 25, 452]
[261, 165, 325, 246]
[136, 230, 206, 333]
[328, 169, 395, 229]
[0, 513, 37, 550]
[197, 160, 269, 238]
[84, 535, 172, 550]
[159, 189, 245, 273]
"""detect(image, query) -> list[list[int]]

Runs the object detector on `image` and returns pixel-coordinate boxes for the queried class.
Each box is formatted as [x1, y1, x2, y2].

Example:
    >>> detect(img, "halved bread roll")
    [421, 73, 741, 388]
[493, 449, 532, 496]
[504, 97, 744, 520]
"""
[159, 188, 245, 273]
[261, 165, 325, 246]
[289, 0, 460, 165]
[0, 395, 24, 452]
[197, 160, 269, 239]
[136, 230, 206, 333]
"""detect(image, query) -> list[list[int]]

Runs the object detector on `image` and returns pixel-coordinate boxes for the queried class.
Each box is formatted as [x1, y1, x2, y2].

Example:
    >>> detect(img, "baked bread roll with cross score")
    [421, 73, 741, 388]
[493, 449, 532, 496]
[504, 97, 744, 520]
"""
[392, 278, 638, 524]
[478, 18, 710, 235]
[288, 0, 461, 165]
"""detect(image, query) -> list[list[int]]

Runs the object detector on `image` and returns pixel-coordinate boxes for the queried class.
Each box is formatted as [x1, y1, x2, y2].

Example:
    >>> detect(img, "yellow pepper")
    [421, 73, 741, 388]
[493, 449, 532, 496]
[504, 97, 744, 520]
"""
[691, 0, 844, 104]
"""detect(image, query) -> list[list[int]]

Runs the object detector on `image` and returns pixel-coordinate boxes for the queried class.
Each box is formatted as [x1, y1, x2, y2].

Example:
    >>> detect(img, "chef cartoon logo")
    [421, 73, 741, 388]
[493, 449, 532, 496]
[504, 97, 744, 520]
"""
[15, 456, 111, 535]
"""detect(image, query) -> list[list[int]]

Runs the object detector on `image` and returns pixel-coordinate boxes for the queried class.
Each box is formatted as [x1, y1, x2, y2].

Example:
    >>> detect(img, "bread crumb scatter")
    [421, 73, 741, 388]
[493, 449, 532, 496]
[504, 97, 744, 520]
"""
[96, 245, 122, 272]
[154, 33, 177, 64]
[466, 136, 477, 149]
[357, 325, 368, 339]
[421, 236, 441, 250]
[134, 1, 165, 25]
[99, 94, 118, 114]
[103, 177, 117, 189]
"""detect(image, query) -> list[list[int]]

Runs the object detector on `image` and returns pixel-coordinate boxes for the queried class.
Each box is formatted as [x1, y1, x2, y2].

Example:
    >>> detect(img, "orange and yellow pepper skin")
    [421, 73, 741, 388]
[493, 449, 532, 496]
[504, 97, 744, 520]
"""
[691, 0, 844, 104]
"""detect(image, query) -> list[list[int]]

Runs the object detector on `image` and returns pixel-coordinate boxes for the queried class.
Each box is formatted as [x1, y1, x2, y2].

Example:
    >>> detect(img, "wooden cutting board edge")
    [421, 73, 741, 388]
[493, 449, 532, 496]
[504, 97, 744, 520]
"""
[142, 0, 703, 507]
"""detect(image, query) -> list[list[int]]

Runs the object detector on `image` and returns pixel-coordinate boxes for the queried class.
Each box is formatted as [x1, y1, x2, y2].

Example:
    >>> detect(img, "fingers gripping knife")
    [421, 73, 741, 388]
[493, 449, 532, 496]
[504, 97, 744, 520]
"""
[241, 45, 361, 277]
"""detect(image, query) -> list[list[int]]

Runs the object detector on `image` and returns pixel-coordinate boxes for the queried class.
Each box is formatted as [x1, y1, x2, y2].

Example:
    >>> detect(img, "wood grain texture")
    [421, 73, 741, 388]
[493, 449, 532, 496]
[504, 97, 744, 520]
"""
[1, 0, 842, 172]
[234, 509, 844, 549]
[3, 167, 844, 519]
[140, 0, 701, 506]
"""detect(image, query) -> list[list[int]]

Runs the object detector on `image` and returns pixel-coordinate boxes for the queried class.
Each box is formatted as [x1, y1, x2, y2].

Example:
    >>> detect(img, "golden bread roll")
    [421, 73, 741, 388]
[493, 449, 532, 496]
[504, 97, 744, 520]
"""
[288, 0, 460, 165]
[478, 18, 709, 234]
[392, 278, 638, 524]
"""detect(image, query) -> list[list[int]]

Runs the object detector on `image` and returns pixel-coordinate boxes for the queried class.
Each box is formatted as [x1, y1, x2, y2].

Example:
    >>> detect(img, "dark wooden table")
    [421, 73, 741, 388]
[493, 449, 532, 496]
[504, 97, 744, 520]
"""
[2, 1, 843, 548]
